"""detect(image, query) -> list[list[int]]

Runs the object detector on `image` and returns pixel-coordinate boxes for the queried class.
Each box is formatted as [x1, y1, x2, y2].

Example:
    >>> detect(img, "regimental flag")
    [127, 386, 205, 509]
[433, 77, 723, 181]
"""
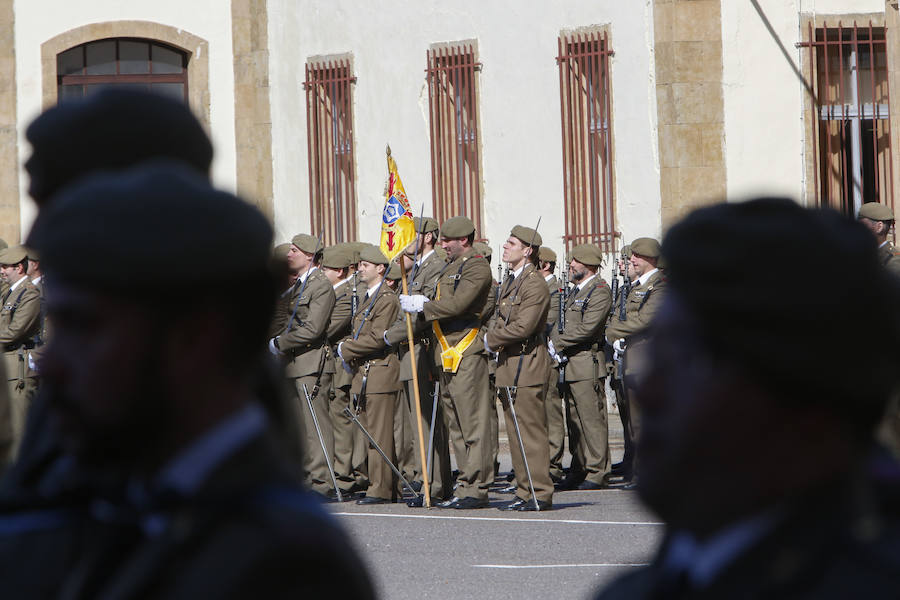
[379, 147, 416, 261]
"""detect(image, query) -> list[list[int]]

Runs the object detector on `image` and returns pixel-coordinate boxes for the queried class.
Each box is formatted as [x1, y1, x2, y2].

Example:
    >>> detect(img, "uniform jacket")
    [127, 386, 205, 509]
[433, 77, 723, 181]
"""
[605, 270, 666, 344]
[880, 241, 900, 277]
[422, 247, 492, 365]
[340, 283, 401, 394]
[385, 250, 444, 381]
[325, 278, 354, 386]
[268, 275, 297, 339]
[545, 274, 560, 332]
[551, 274, 612, 381]
[26, 278, 48, 377]
[487, 263, 551, 387]
[279, 268, 335, 379]
[0, 279, 41, 382]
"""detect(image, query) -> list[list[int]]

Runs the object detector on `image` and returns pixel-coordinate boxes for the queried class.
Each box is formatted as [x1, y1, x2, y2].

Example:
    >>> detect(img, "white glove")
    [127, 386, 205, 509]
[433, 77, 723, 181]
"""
[556, 353, 568, 364]
[383, 331, 391, 346]
[400, 294, 429, 313]
[613, 338, 626, 354]
[27, 353, 37, 373]
[268, 337, 283, 356]
[483, 333, 493, 354]
[337, 341, 345, 360]
[547, 339, 557, 358]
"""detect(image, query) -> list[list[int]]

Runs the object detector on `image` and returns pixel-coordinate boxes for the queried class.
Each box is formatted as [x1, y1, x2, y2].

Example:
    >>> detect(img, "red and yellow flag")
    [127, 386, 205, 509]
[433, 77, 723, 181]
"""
[379, 147, 416, 261]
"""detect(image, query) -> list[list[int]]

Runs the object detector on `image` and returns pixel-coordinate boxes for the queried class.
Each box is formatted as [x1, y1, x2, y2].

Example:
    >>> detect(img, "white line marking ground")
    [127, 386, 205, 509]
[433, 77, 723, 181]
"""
[332, 512, 664, 526]
[472, 563, 649, 569]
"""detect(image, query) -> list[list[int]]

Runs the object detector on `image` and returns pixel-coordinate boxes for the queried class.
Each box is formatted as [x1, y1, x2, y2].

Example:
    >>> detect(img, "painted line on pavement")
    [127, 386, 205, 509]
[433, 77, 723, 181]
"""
[472, 563, 649, 569]
[332, 512, 663, 526]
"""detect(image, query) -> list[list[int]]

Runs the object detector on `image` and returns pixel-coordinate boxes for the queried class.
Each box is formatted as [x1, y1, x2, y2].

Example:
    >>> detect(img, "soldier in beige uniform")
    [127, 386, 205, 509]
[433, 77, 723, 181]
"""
[338, 244, 402, 504]
[0, 246, 41, 463]
[538, 246, 566, 483]
[24, 248, 47, 397]
[400, 216, 494, 509]
[487, 226, 553, 511]
[550, 244, 613, 490]
[473, 241, 502, 480]
[270, 234, 337, 496]
[385, 217, 452, 505]
[605, 237, 667, 478]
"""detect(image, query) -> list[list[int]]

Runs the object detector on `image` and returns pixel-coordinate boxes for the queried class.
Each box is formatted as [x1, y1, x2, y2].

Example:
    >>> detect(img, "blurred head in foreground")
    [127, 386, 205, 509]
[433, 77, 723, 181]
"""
[636, 197, 900, 538]
[28, 162, 275, 472]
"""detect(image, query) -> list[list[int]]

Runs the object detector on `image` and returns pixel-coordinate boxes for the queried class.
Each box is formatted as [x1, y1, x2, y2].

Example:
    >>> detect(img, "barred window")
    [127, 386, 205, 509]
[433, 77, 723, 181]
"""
[304, 57, 357, 245]
[557, 30, 617, 253]
[57, 39, 188, 103]
[426, 44, 484, 238]
[802, 21, 894, 224]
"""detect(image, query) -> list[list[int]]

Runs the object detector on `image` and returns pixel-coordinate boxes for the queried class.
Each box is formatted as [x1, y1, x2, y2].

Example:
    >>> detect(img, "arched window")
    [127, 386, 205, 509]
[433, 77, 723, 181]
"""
[56, 38, 188, 103]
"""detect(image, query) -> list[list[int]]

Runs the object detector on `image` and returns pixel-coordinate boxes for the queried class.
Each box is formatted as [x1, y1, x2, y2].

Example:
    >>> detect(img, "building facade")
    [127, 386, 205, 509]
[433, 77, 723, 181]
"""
[1, 0, 895, 253]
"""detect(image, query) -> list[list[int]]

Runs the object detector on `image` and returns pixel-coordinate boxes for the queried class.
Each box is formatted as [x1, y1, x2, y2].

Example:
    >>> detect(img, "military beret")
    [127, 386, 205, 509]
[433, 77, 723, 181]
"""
[345, 241, 368, 263]
[621, 244, 632, 259]
[472, 241, 492, 259]
[0, 239, 7, 251]
[415, 216, 440, 234]
[25, 88, 213, 206]
[25, 247, 40, 262]
[510, 225, 542, 248]
[386, 263, 402, 281]
[858, 203, 894, 221]
[28, 161, 273, 294]
[0, 246, 28, 266]
[630, 237, 661, 258]
[569, 244, 603, 266]
[538, 247, 557, 263]
[291, 233, 323, 255]
[321, 246, 352, 269]
[359, 244, 389, 266]
[272, 243, 292, 259]
[440, 216, 476, 238]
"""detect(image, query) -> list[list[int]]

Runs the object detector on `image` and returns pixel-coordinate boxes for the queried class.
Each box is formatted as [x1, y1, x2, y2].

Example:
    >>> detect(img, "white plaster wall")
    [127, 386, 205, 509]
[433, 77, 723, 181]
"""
[13, 0, 237, 237]
[722, 0, 885, 203]
[268, 0, 661, 255]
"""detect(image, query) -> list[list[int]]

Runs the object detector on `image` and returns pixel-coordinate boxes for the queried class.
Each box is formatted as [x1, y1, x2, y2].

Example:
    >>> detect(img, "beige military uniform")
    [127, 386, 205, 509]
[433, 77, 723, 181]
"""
[0, 278, 41, 463]
[487, 263, 553, 504]
[544, 274, 566, 481]
[279, 267, 336, 494]
[24, 277, 47, 392]
[484, 277, 501, 477]
[605, 270, 667, 445]
[385, 249, 452, 499]
[879, 240, 900, 277]
[422, 247, 494, 501]
[551, 274, 613, 485]
[340, 284, 402, 500]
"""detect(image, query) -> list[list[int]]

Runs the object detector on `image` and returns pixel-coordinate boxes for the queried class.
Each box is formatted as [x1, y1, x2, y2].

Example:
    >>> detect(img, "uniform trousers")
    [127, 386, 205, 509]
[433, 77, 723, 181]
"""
[545, 365, 566, 480]
[394, 386, 416, 481]
[438, 353, 494, 501]
[499, 382, 554, 504]
[565, 378, 610, 484]
[5, 350, 35, 462]
[291, 373, 334, 494]
[362, 391, 401, 500]
[330, 383, 369, 492]
[402, 378, 452, 500]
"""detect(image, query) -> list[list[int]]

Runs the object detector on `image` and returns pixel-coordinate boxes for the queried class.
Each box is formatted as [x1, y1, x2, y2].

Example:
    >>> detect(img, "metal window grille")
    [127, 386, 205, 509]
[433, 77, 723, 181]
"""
[304, 58, 357, 245]
[557, 31, 618, 254]
[57, 39, 188, 103]
[426, 45, 483, 237]
[800, 22, 894, 232]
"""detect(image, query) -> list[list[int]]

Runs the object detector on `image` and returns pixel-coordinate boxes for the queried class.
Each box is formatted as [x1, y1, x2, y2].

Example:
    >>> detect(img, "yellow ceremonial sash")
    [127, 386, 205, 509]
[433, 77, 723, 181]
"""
[432, 276, 479, 373]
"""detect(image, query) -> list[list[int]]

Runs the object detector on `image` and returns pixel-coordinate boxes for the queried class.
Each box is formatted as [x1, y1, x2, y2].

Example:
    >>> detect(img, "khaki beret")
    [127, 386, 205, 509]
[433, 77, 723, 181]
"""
[440, 216, 476, 238]
[322, 246, 352, 269]
[291, 233, 323, 255]
[858, 203, 894, 221]
[621, 244, 632, 259]
[344, 241, 367, 264]
[569, 244, 603, 266]
[25, 247, 39, 261]
[472, 241, 492, 259]
[415, 216, 440, 234]
[0, 238, 7, 251]
[630, 237, 661, 258]
[0, 245, 28, 265]
[538, 246, 557, 263]
[359, 243, 389, 266]
[386, 262, 402, 281]
[510, 225, 542, 248]
[272, 243, 292, 259]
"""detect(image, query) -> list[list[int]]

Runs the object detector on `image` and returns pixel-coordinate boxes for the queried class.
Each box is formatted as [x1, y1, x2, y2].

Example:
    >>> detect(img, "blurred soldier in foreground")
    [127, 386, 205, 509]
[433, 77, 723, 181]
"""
[487, 226, 553, 511]
[858, 202, 900, 276]
[596, 198, 900, 599]
[4, 163, 374, 598]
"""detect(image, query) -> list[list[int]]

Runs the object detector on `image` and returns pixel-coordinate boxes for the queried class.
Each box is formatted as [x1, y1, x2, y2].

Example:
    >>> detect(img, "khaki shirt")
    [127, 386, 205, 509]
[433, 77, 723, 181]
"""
[422, 247, 492, 365]
[551, 274, 612, 381]
[280, 268, 336, 378]
[487, 263, 550, 387]
[341, 284, 401, 394]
